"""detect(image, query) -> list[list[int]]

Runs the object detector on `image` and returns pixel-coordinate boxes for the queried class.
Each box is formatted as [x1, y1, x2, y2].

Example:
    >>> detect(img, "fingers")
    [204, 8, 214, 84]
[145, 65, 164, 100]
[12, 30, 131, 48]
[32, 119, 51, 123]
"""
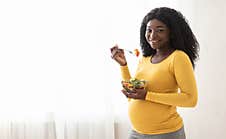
[110, 45, 119, 57]
[127, 92, 138, 99]
[121, 89, 129, 97]
[111, 49, 124, 59]
[121, 89, 146, 100]
[110, 45, 118, 52]
[110, 45, 125, 58]
[111, 48, 127, 66]
[130, 89, 147, 100]
[111, 49, 118, 59]
[121, 89, 137, 98]
[118, 48, 124, 54]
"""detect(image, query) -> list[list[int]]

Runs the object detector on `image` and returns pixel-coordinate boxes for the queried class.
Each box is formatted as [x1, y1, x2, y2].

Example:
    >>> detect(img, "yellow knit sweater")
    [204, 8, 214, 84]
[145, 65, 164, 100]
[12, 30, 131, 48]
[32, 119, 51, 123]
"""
[120, 50, 198, 134]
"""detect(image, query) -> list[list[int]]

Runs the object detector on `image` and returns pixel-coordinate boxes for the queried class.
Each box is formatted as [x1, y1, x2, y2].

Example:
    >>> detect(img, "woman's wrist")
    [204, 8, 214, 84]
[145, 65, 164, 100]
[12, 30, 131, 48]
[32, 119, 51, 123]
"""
[120, 62, 127, 66]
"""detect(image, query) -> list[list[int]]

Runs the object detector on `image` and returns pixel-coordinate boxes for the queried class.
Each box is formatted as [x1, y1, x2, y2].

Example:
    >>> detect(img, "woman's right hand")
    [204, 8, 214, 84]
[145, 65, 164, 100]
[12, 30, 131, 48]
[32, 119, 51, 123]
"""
[110, 45, 127, 66]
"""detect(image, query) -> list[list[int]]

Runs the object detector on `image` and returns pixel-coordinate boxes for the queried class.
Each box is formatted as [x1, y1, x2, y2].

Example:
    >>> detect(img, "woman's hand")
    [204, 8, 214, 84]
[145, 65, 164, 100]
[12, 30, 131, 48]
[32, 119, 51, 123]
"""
[121, 88, 147, 100]
[110, 45, 127, 66]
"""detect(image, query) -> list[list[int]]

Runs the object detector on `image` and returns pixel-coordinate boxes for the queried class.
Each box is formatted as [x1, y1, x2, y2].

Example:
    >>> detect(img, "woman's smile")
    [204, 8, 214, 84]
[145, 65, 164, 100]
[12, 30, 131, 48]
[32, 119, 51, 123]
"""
[150, 40, 160, 45]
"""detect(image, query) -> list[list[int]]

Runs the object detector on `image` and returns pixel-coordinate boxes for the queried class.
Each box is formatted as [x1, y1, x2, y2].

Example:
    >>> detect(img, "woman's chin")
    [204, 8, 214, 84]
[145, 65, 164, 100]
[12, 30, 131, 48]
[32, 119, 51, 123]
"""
[150, 45, 158, 49]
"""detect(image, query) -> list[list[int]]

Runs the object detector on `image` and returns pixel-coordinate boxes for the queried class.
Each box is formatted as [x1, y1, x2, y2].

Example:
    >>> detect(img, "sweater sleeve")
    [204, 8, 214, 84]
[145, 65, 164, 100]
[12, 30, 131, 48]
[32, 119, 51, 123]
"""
[120, 65, 131, 81]
[145, 52, 198, 107]
[120, 65, 132, 101]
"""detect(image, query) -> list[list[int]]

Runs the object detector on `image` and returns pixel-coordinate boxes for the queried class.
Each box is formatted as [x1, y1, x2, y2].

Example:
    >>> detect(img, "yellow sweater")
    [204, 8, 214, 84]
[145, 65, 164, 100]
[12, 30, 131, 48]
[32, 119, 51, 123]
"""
[120, 50, 198, 134]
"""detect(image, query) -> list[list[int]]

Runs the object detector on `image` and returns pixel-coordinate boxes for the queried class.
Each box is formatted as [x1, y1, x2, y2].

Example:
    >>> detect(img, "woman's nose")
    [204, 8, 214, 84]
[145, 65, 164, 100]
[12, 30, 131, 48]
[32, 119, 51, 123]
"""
[150, 31, 157, 40]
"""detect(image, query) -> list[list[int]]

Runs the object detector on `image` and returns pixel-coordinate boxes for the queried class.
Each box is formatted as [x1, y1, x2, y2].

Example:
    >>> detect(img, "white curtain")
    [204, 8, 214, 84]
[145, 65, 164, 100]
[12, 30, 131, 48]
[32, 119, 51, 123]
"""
[0, 0, 200, 139]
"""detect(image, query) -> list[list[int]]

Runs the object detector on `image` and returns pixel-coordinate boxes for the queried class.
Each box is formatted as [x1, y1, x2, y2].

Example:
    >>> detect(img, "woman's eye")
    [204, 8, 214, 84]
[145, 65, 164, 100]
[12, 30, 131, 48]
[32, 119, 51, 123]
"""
[156, 29, 164, 32]
[146, 29, 152, 33]
[146, 28, 165, 33]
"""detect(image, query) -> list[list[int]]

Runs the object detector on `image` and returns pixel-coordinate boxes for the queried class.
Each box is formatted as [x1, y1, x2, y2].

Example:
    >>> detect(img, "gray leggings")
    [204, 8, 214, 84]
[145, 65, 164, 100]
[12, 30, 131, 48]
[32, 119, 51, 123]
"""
[128, 126, 186, 139]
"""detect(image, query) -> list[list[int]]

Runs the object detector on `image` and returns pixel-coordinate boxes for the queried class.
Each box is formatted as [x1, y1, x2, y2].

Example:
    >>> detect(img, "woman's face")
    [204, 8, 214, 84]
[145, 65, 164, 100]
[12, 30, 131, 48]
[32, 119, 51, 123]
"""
[145, 19, 170, 50]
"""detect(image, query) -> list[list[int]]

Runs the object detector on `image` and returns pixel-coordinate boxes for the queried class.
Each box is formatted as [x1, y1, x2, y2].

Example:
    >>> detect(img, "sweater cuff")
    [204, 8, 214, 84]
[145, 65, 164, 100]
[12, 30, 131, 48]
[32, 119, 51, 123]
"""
[145, 92, 152, 101]
[120, 65, 128, 70]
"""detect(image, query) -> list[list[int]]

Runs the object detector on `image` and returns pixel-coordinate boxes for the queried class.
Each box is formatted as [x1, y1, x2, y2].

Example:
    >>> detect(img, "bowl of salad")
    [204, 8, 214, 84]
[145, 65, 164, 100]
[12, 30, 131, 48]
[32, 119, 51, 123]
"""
[121, 78, 147, 93]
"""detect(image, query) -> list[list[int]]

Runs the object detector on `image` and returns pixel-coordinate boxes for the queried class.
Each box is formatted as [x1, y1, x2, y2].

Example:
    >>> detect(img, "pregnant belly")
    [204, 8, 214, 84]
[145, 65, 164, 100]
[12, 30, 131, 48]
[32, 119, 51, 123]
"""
[128, 99, 177, 125]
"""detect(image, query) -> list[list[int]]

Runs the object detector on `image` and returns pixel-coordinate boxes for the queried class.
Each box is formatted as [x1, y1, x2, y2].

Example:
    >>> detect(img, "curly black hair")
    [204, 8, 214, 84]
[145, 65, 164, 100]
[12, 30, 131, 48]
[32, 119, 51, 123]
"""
[140, 7, 199, 68]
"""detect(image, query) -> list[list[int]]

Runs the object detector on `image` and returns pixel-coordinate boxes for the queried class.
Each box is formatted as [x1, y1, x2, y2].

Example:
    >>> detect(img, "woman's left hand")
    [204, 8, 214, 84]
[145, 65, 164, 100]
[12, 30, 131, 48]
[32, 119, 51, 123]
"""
[121, 88, 147, 100]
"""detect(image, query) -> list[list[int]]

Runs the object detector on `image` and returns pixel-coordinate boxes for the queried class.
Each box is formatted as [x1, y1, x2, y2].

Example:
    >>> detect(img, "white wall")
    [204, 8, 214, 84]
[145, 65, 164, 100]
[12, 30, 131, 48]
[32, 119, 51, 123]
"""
[178, 0, 226, 139]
